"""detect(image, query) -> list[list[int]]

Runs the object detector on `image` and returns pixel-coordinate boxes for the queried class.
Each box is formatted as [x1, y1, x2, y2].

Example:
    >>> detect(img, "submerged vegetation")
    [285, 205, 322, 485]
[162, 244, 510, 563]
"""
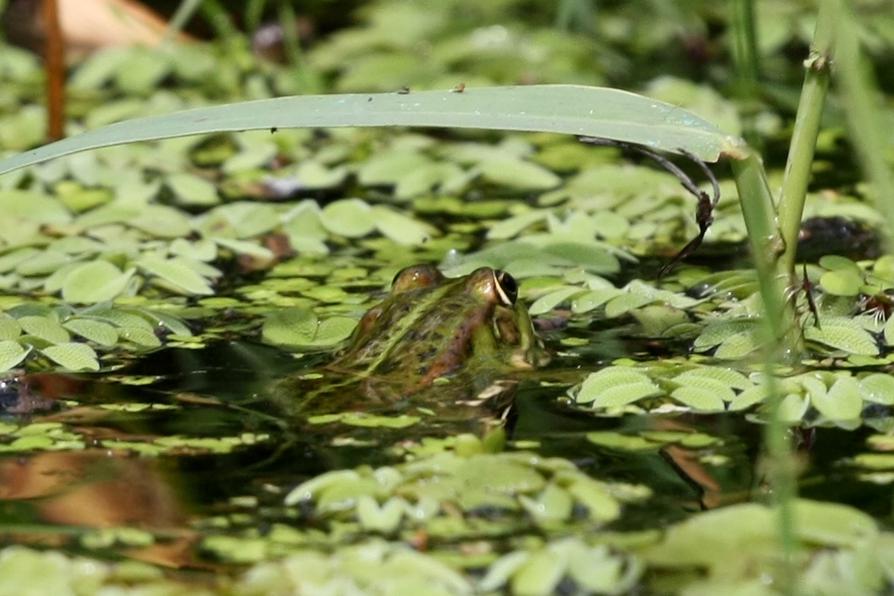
[0, 0, 893, 593]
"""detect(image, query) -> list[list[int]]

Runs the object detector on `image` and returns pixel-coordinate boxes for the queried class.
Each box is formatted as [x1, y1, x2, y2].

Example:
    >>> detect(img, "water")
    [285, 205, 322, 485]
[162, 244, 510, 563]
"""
[1, 333, 888, 580]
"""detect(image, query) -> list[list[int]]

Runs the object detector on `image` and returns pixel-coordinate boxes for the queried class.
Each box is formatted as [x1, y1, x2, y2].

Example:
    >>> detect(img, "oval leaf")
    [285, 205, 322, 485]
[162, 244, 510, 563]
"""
[812, 376, 863, 421]
[61, 261, 134, 304]
[804, 317, 879, 356]
[859, 373, 894, 405]
[63, 319, 118, 346]
[137, 256, 214, 296]
[0, 340, 29, 371]
[42, 343, 100, 371]
[320, 199, 376, 238]
[371, 206, 434, 246]
[18, 316, 70, 344]
[670, 386, 726, 412]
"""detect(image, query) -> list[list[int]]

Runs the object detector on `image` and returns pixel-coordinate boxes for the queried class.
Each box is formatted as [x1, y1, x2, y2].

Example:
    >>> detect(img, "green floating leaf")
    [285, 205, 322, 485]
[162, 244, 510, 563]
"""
[41, 343, 100, 371]
[487, 210, 548, 240]
[16, 250, 73, 276]
[0, 315, 21, 341]
[356, 496, 405, 533]
[63, 319, 118, 346]
[166, 172, 219, 206]
[571, 288, 620, 313]
[357, 150, 433, 186]
[804, 317, 879, 356]
[310, 412, 421, 429]
[263, 308, 317, 347]
[859, 373, 894, 405]
[519, 483, 573, 524]
[140, 310, 193, 338]
[292, 161, 348, 190]
[314, 317, 358, 346]
[566, 477, 621, 522]
[586, 431, 658, 452]
[575, 366, 662, 408]
[819, 268, 863, 297]
[510, 548, 565, 596]
[17, 316, 70, 344]
[479, 157, 562, 190]
[0, 85, 739, 176]
[0, 340, 29, 371]
[693, 319, 758, 350]
[712, 330, 761, 359]
[884, 316, 894, 347]
[214, 237, 274, 260]
[137, 256, 214, 296]
[85, 308, 155, 332]
[777, 393, 810, 423]
[320, 198, 376, 238]
[670, 386, 726, 412]
[672, 367, 752, 391]
[728, 384, 769, 411]
[61, 261, 134, 304]
[853, 453, 894, 470]
[263, 308, 356, 349]
[371, 206, 434, 245]
[644, 500, 877, 571]
[222, 140, 277, 173]
[793, 499, 877, 547]
[197, 202, 279, 239]
[819, 255, 861, 273]
[117, 326, 162, 348]
[529, 287, 582, 316]
[130, 205, 192, 238]
[812, 376, 863, 421]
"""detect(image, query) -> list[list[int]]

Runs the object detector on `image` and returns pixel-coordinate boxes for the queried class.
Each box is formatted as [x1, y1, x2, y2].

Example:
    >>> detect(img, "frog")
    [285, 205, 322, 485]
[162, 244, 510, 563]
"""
[278, 264, 549, 425]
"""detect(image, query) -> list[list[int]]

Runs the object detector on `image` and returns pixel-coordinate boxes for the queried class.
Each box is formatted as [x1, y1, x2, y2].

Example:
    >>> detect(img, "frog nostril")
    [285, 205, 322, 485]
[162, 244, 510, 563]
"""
[494, 270, 518, 306]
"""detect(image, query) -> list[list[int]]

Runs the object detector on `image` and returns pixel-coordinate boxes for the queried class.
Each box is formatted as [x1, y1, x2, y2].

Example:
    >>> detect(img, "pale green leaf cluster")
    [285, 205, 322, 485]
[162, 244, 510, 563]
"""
[284, 441, 650, 537]
[0, 304, 190, 372]
[572, 362, 894, 424]
[643, 500, 894, 594]
[261, 307, 356, 350]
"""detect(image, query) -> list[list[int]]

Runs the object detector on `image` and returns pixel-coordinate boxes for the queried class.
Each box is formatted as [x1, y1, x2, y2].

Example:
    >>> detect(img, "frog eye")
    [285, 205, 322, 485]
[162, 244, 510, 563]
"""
[391, 264, 444, 293]
[493, 270, 518, 306]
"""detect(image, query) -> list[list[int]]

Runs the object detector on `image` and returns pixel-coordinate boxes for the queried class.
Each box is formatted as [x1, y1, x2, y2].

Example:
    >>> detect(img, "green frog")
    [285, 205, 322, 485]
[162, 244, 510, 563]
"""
[280, 264, 548, 424]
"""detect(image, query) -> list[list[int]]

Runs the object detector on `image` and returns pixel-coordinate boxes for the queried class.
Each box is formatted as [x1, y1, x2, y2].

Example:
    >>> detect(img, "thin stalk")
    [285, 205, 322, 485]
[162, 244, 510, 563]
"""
[163, 0, 203, 43]
[776, 0, 839, 276]
[729, 0, 761, 148]
[835, 1, 894, 252]
[731, 0, 760, 97]
[277, 0, 303, 68]
[246, 0, 270, 35]
[731, 152, 799, 593]
[732, 153, 798, 355]
[200, 0, 240, 40]
[42, 0, 65, 141]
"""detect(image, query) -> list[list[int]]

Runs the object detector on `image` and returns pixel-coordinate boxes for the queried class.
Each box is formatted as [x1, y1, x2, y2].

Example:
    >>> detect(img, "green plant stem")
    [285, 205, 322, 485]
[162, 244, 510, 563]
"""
[731, 0, 760, 97]
[731, 152, 799, 593]
[731, 153, 791, 350]
[164, 0, 203, 43]
[776, 0, 839, 277]
[246, 0, 270, 34]
[200, 0, 240, 40]
[277, 0, 303, 68]
[835, 2, 894, 252]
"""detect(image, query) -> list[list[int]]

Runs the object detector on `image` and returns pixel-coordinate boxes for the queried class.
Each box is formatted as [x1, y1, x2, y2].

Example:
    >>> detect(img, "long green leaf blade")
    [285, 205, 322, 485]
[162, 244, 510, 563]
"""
[0, 85, 744, 176]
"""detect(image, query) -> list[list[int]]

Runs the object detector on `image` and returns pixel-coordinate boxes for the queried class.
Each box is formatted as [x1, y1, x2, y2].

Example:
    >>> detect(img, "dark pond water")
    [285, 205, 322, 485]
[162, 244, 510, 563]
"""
[1, 334, 888, 576]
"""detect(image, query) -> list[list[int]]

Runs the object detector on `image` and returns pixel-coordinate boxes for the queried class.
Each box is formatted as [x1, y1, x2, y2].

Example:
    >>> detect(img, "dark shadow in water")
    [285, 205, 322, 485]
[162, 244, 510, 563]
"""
[1, 340, 889, 566]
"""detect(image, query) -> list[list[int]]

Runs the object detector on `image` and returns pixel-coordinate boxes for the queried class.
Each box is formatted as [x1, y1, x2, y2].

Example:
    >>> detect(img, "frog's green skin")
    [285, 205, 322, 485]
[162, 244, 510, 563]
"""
[283, 265, 548, 420]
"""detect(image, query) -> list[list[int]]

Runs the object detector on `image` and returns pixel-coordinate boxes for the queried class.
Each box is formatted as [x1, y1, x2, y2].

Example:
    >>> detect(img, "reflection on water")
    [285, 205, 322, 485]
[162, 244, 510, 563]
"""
[0, 341, 886, 573]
